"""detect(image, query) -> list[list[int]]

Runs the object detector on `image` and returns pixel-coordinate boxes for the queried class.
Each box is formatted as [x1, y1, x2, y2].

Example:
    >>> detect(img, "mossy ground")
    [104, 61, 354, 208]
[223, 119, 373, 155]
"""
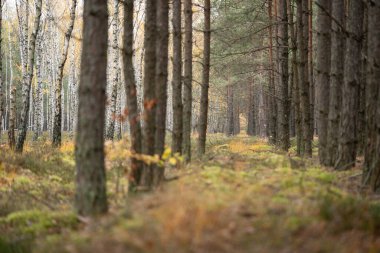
[1, 134, 379, 253]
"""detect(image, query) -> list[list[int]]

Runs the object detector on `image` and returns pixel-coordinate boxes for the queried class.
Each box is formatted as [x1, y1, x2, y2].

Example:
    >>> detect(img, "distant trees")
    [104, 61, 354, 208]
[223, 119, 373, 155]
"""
[75, 0, 108, 216]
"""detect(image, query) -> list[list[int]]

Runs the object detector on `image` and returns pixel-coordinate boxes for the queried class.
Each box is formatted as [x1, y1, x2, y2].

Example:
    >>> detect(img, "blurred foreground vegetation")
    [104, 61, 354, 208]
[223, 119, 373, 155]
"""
[1, 134, 379, 253]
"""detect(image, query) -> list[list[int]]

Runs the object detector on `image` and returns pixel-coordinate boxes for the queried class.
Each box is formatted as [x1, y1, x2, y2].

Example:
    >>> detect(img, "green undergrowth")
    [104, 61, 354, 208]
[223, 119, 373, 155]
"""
[0, 134, 379, 253]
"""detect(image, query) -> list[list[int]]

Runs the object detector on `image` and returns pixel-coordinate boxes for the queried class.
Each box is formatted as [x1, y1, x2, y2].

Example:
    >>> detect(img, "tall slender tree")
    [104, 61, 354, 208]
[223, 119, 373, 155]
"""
[315, 0, 332, 165]
[327, 0, 345, 166]
[171, 0, 183, 155]
[106, 0, 120, 141]
[183, 0, 193, 162]
[362, 0, 380, 191]
[16, 0, 42, 153]
[75, 0, 108, 216]
[335, 0, 364, 170]
[154, 0, 169, 186]
[198, 0, 211, 155]
[277, 0, 289, 151]
[141, 0, 157, 187]
[123, 0, 143, 189]
[52, 0, 77, 147]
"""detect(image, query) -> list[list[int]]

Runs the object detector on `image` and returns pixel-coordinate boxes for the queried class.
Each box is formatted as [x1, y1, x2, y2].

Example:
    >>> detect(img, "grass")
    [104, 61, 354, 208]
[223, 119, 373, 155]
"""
[0, 133, 379, 253]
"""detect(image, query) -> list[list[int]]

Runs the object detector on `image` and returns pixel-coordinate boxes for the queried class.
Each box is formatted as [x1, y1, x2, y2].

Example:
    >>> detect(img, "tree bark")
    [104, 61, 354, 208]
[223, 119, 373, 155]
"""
[171, 0, 183, 155]
[153, 0, 169, 186]
[197, 0, 211, 155]
[226, 85, 234, 136]
[123, 0, 143, 190]
[278, 0, 290, 151]
[140, 0, 157, 187]
[335, 0, 364, 170]
[267, 0, 277, 145]
[327, 0, 345, 166]
[16, 0, 42, 153]
[362, 0, 380, 191]
[247, 79, 256, 136]
[52, 0, 77, 147]
[183, 0, 193, 162]
[315, 0, 332, 165]
[75, 0, 108, 216]
[297, 0, 312, 157]
[106, 0, 120, 141]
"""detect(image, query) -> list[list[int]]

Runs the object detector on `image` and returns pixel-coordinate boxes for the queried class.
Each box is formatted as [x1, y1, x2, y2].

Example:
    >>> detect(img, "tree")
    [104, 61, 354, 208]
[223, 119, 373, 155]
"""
[315, 0, 331, 165]
[106, 0, 120, 141]
[123, 0, 143, 189]
[16, 0, 42, 153]
[198, 0, 211, 155]
[75, 0, 108, 216]
[297, 0, 312, 157]
[52, 0, 77, 147]
[335, 0, 364, 170]
[154, 0, 169, 186]
[171, 0, 183, 155]
[362, 0, 380, 191]
[141, 0, 157, 187]
[327, 0, 344, 166]
[183, 0, 193, 162]
[267, 0, 277, 145]
[277, 0, 289, 151]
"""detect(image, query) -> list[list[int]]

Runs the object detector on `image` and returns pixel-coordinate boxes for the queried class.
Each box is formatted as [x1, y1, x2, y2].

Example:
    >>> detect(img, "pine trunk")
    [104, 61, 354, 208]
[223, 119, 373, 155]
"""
[75, 0, 108, 216]
[335, 0, 364, 170]
[362, 0, 380, 191]
[140, 0, 157, 188]
[327, 0, 345, 166]
[278, 0, 289, 151]
[153, 0, 169, 186]
[315, 0, 332, 165]
[183, 0, 193, 162]
[171, 0, 183, 154]
[197, 0, 211, 155]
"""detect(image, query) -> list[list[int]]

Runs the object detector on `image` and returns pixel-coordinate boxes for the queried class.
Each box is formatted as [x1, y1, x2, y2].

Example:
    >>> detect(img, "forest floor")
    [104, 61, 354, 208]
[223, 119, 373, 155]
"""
[1, 134, 380, 253]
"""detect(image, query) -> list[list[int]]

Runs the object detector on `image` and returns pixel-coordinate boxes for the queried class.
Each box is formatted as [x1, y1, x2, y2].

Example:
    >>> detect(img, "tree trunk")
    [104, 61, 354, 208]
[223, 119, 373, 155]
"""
[33, 34, 43, 141]
[197, 0, 211, 155]
[140, 0, 157, 188]
[335, 0, 364, 170]
[247, 80, 256, 136]
[277, 0, 290, 151]
[123, 0, 143, 190]
[52, 0, 77, 147]
[183, 0, 193, 162]
[267, 0, 277, 145]
[362, 0, 380, 191]
[327, 0, 345, 166]
[75, 0, 108, 216]
[106, 0, 120, 141]
[171, 0, 183, 155]
[153, 0, 169, 186]
[16, 0, 42, 153]
[226, 85, 234, 136]
[297, 0, 312, 157]
[8, 25, 15, 149]
[315, 0, 332, 165]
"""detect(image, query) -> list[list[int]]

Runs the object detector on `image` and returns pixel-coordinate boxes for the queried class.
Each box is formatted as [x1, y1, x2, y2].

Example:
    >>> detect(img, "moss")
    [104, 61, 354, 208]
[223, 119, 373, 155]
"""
[0, 210, 78, 238]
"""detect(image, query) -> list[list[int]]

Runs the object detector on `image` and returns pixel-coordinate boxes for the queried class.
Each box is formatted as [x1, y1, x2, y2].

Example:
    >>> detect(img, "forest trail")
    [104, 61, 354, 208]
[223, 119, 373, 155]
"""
[1, 136, 380, 253]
